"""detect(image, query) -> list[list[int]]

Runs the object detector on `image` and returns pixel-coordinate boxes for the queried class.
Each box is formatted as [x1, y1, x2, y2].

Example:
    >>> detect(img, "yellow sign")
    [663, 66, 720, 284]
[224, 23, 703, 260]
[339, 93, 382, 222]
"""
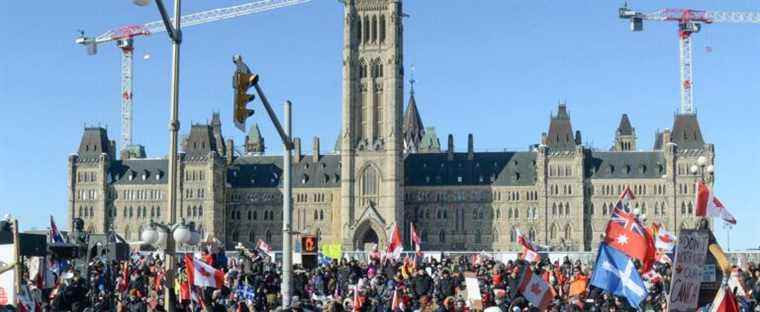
[321, 243, 342, 260]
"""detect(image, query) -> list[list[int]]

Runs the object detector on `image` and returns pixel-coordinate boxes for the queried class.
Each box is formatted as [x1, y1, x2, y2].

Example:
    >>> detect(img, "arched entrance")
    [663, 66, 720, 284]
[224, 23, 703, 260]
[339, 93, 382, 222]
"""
[352, 220, 387, 251]
[358, 228, 378, 251]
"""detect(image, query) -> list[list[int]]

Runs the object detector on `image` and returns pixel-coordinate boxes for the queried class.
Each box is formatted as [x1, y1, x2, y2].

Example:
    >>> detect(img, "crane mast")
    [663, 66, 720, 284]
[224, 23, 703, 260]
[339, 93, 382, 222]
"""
[619, 5, 760, 115]
[75, 0, 310, 149]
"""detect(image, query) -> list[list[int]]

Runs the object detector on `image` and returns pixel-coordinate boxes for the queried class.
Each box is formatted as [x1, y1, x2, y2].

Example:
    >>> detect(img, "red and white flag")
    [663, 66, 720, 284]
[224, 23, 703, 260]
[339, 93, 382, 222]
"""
[516, 229, 541, 263]
[386, 224, 403, 260]
[650, 223, 676, 252]
[709, 285, 740, 312]
[184, 255, 224, 289]
[257, 239, 273, 260]
[517, 267, 555, 310]
[410, 223, 422, 257]
[696, 181, 736, 225]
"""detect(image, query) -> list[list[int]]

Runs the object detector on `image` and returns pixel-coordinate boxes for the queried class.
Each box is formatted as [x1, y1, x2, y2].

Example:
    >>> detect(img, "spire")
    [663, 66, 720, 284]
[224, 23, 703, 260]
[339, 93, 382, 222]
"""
[545, 101, 576, 151]
[402, 72, 424, 153]
[613, 114, 636, 152]
[617, 114, 634, 136]
[671, 113, 705, 150]
[245, 123, 265, 155]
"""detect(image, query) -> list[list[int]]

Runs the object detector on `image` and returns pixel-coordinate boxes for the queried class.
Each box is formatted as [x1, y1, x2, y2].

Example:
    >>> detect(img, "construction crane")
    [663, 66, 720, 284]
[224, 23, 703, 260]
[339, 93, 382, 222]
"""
[75, 0, 311, 149]
[619, 4, 760, 115]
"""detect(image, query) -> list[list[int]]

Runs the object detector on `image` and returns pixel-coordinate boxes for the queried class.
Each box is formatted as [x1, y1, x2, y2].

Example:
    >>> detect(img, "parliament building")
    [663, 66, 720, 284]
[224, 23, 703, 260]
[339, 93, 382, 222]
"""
[68, 0, 713, 252]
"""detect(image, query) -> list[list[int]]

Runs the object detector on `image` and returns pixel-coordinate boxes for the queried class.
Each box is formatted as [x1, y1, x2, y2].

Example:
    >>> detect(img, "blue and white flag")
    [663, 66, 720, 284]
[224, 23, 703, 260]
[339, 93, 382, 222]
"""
[236, 284, 256, 302]
[590, 243, 648, 308]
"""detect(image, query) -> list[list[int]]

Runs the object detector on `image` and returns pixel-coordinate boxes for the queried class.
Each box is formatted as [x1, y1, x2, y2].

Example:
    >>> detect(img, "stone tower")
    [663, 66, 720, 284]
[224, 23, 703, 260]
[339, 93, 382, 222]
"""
[245, 123, 265, 155]
[613, 114, 636, 151]
[340, 0, 405, 250]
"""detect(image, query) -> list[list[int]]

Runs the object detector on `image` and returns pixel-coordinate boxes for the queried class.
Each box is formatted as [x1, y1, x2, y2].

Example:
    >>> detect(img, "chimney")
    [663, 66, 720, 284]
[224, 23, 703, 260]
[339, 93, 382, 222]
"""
[312, 136, 320, 162]
[447, 134, 454, 161]
[467, 133, 474, 160]
[294, 137, 302, 163]
[226, 139, 234, 165]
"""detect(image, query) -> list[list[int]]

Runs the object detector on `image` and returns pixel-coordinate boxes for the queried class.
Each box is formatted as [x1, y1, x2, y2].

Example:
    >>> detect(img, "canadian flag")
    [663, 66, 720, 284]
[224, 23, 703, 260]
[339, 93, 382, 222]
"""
[184, 255, 224, 289]
[386, 224, 403, 260]
[410, 223, 422, 256]
[517, 267, 556, 310]
[696, 181, 736, 225]
[516, 229, 541, 263]
[650, 223, 676, 252]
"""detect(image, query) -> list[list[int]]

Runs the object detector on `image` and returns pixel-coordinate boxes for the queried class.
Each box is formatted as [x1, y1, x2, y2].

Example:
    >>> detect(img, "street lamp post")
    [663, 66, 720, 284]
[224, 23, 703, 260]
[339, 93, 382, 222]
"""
[722, 222, 733, 251]
[133, 0, 182, 310]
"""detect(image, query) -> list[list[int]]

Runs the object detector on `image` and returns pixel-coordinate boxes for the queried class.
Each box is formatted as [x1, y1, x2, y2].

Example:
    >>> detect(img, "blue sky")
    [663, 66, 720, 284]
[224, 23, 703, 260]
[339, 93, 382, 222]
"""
[1, 1, 758, 249]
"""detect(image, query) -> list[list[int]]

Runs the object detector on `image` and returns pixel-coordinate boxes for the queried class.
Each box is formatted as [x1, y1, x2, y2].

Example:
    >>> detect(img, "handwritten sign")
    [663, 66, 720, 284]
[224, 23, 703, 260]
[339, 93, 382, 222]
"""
[668, 230, 709, 312]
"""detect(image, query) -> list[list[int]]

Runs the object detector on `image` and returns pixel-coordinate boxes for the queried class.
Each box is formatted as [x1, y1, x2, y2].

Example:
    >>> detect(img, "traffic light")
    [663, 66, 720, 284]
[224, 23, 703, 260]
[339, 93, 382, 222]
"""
[233, 70, 257, 132]
[301, 235, 318, 270]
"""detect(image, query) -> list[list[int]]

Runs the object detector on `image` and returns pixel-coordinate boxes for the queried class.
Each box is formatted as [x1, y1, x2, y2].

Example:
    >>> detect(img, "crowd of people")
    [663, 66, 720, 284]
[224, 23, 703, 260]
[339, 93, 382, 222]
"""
[7, 244, 760, 312]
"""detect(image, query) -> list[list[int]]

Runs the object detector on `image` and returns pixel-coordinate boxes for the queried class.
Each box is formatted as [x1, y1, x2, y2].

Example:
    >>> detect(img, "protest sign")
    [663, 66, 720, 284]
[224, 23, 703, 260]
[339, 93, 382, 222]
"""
[668, 230, 709, 312]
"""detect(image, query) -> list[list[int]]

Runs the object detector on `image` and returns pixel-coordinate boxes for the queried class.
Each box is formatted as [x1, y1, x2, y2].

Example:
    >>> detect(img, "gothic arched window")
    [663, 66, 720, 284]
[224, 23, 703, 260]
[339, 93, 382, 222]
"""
[379, 15, 386, 42]
[475, 229, 482, 244]
[439, 230, 446, 243]
[564, 224, 572, 240]
[249, 231, 255, 242]
[266, 230, 272, 243]
[360, 165, 380, 207]
[371, 15, 378, 42]
[550, 224, 558, 240]
[528, 228, 536, 241]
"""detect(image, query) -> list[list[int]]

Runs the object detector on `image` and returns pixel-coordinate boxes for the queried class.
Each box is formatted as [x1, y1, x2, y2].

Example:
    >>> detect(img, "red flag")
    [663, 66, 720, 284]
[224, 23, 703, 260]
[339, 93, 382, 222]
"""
[184, 255, 224, 289]
[386, 224, 403, 260]
[410, 223, 422, 256]
[709, 285, 740, 312]
[696, 181, 736, 224]
[604, 208, 656, 271]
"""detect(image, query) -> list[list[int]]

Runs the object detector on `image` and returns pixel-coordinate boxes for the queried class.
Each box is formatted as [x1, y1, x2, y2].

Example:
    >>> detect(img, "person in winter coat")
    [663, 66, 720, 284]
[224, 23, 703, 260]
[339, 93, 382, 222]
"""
[412, 268, 434, 300]
[436, 269, 457, 303]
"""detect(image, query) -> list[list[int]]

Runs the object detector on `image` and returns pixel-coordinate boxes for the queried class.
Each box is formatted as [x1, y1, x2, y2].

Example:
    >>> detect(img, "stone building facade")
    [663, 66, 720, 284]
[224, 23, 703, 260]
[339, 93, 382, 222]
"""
[68, 0, 714, 252]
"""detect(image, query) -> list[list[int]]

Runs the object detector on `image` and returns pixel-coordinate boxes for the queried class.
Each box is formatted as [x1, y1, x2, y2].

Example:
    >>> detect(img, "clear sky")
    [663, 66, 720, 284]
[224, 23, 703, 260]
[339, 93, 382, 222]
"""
[1, 0, 758, 249]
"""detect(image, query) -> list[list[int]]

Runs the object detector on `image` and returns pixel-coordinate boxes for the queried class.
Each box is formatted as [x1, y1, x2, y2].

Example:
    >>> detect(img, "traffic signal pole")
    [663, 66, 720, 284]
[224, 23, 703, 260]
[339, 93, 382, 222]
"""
[233, 55, 295, 308]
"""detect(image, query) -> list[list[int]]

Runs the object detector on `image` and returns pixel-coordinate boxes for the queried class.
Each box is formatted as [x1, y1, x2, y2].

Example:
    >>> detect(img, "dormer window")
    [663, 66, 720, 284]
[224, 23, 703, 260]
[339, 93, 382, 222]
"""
[302, 174, 309, 184]
[142, 173, 148, 181]
[624, 165, 631, 175]
[128, 172, 135, 181]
